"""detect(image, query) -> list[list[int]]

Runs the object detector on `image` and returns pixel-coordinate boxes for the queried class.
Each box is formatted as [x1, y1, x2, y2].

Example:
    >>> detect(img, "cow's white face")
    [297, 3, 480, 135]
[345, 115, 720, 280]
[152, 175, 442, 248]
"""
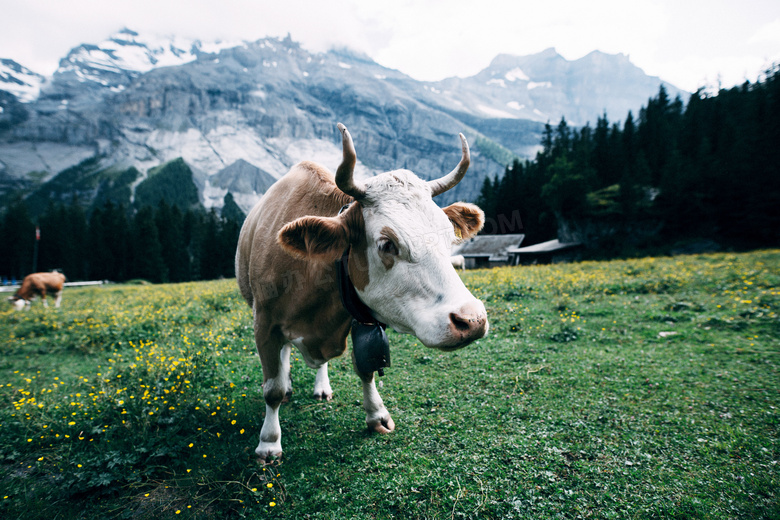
[9, 298, 27, 311]
[353, 171, 488, 349]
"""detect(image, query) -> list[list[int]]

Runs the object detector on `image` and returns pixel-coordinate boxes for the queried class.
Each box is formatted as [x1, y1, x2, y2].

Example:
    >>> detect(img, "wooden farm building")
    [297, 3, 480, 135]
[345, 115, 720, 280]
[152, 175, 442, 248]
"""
[453, 234, 525, 269]
[507, 239, 582, 265]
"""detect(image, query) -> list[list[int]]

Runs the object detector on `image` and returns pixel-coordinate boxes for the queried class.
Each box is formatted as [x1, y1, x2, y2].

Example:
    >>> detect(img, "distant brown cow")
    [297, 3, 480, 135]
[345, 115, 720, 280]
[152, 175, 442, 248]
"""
[8, 272, 65, 311]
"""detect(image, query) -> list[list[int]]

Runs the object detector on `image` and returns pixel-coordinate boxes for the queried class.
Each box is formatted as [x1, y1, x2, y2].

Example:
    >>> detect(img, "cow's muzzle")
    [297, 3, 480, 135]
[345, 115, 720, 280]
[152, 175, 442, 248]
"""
[437, 301, 488, 350]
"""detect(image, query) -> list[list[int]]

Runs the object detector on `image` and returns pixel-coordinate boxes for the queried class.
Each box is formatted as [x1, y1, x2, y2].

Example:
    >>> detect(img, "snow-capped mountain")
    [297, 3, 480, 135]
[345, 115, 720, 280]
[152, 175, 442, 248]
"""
[0, 59, 45, 103]
[0, 30, 687, 213]
[424, 48, 685, 126]
[45, 28, 241, 100]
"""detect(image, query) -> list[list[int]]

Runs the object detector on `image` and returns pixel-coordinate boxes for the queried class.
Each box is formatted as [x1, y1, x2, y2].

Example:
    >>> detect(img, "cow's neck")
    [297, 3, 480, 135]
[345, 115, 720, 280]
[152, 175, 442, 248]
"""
[336, 247, 383, 327]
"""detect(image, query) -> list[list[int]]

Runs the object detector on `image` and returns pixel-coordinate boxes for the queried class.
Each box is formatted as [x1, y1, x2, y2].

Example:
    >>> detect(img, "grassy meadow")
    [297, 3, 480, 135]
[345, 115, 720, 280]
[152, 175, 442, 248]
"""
[1, 250, 778, 519]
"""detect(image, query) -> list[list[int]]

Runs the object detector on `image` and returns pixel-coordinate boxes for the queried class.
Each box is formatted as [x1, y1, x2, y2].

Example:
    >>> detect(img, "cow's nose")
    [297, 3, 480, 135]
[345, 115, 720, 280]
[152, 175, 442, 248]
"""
[448, 302, 488, 343]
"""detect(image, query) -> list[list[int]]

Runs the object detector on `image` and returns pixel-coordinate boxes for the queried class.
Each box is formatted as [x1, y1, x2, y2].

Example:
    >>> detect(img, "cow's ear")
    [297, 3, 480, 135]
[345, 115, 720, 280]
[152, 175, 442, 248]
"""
[278, 216, 348, 261]
[443, 202, 485, 242]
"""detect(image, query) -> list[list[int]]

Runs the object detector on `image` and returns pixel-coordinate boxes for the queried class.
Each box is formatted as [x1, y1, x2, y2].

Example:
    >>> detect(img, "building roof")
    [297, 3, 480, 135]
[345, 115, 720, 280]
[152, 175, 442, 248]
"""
[454, 234, 525, 261]
[507, 239, 582, 254]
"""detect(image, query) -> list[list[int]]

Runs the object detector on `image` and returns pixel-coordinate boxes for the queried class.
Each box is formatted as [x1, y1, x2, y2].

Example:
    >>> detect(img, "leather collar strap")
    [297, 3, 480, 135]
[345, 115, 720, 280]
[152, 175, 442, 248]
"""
[336, 247, 391, 376]
[334, 203, 391, 376]
[335, 202, 385, 328]
[336, 247, 386, 328]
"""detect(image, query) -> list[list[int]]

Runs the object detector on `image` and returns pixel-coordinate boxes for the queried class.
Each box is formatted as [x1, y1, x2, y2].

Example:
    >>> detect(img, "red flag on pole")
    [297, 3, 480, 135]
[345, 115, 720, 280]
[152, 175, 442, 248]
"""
[35, 226, 40, 241]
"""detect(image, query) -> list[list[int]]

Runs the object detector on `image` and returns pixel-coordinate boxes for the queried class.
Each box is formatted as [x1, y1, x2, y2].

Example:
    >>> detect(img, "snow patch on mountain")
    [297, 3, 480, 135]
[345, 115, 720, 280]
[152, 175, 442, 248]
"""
[49, 28, 245, 96]
[0, 59, 45, 102]
[528, 81, 552, 90]
[477, 104, 518, 119]
[202, 126, 288, 175]
[505, 68, 530, 82]
[266, 137, 377, 182]
[202, 179, 230, 209]
[199, 136, 376, 212]
[61, 28, 238, 75]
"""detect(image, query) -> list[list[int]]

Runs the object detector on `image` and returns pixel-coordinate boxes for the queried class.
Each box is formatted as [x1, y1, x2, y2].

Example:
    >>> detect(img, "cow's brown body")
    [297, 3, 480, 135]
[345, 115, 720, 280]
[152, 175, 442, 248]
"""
[10, 272, 65, 310]
[236, 161, 359, 385]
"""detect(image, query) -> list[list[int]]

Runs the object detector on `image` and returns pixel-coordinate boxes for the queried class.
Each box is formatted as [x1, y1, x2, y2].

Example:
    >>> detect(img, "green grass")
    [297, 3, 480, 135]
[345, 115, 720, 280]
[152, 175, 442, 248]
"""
[1, 250, 778, 519]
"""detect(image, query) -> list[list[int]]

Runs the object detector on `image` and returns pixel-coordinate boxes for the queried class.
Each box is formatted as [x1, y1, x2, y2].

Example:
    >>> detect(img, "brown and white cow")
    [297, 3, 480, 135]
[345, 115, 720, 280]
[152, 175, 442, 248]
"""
[8, 271, 66, 311]
[236, 123, 488, 461]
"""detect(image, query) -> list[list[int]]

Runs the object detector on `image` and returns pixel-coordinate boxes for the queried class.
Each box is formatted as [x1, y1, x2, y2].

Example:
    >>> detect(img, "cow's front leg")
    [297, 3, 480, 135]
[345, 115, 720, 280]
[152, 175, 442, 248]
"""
[313, 363, 333, 400]
[53, 291, 62, 308]
[257, 343, 292, 462]
[353, 353, 395, 433]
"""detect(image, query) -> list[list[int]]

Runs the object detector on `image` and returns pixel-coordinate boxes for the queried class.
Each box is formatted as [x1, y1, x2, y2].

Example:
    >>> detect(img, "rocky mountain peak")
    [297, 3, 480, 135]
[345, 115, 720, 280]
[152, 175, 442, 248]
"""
[0, 31, 688, 214]
[34, 29, 244, 102]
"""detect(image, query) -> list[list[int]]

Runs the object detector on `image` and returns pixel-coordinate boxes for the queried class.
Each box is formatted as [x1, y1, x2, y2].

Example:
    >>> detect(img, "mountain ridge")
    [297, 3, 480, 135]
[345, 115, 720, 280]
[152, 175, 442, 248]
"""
[0, 30, 687, 213]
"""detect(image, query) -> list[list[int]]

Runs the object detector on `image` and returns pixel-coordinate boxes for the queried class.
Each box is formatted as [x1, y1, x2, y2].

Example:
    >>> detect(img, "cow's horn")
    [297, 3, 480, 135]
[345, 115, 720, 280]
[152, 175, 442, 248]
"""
[428, 133, 470, 197]
[335, 123, 367, 200]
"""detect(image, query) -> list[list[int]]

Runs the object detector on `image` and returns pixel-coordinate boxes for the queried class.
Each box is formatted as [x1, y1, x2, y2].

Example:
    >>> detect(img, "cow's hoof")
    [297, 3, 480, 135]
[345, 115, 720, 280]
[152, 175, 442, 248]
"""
[313, 391, 333, 401]
[367, 414, 395, 434]
[255, 442, 282, 464]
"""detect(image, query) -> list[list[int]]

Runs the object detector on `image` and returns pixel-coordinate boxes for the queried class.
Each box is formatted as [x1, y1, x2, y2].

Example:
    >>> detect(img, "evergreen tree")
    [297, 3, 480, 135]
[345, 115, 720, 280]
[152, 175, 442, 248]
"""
[536, 122, 555, 171]
[521, 161, 558, 244]
[101, 202, 131, 281]
[36, 202, 63, 273]
[198, 209, 222, 280]
[131, 206, 167, 283]
[592, 114, 613, 185]
[134, 158, 199, 210]
[541, 156, 593, 217]
[221, 192, 246, 223]
[618, 112, 642, 216]
[552, 117, 572, 159]
[88, 203, 124, 281]
[475, 175, 499, 233]
[37, 199, 88, 280]
[0, 198, 35, 279]
[218, 216, 242, 277]
[621, 111, 638, 173]
[63, 201, 88, 280]
[155, 201, 191, 283]
[183, 208, 202, 280]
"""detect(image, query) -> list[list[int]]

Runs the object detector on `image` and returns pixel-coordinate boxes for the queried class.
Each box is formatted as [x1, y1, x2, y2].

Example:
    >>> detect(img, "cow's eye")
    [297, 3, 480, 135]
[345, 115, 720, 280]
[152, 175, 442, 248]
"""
[377, 238, 399, 256]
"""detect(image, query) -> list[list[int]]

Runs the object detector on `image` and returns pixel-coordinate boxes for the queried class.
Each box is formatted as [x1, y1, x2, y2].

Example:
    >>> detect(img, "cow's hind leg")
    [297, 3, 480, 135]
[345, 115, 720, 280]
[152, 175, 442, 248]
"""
[352, 352, 395, 434]
[53, 291, 62, 308]
[255, 325, 292, 462]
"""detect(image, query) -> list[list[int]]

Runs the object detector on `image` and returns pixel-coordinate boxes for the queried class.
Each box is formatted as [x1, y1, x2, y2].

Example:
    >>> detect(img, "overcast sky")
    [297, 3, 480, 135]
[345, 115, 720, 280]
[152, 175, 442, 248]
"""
[2, 0, 779, 92]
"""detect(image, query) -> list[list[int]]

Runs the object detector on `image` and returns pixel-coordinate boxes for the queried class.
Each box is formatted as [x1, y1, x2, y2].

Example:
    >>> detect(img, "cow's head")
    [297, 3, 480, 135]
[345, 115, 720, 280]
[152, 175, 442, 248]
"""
[279, 123, 488, 350]
[7, 297, 27, 311]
